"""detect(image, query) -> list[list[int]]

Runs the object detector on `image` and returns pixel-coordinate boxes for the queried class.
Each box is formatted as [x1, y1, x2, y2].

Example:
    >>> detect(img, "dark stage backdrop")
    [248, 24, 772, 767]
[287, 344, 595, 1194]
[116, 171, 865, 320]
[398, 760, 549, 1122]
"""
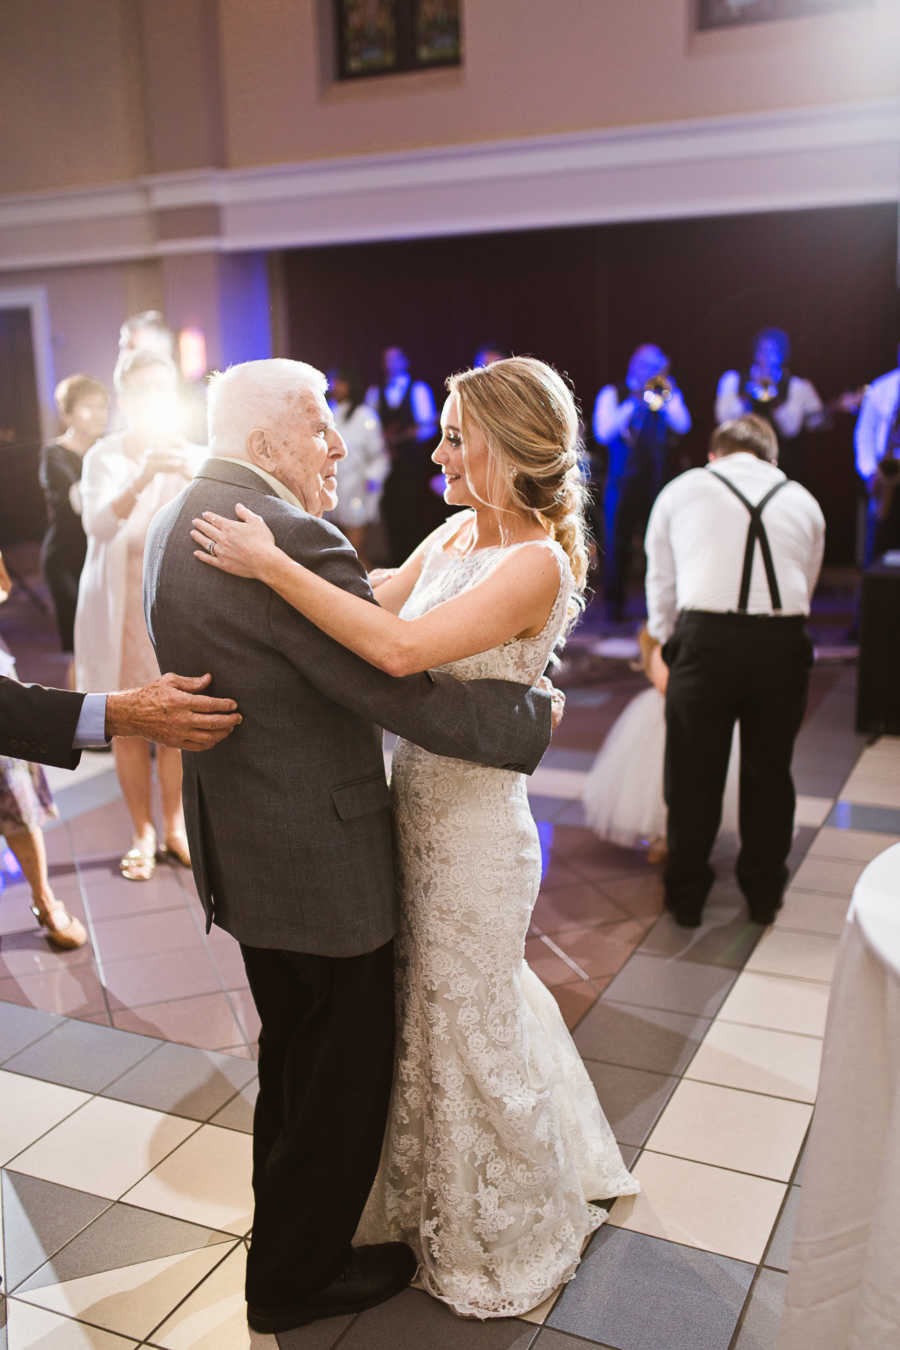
[281, 203, 899, 564]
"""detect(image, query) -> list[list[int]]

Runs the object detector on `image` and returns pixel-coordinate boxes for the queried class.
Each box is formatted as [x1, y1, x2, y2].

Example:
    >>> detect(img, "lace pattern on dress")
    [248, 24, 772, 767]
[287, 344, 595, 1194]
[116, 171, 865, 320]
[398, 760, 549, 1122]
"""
[356, 513, 638, 1317]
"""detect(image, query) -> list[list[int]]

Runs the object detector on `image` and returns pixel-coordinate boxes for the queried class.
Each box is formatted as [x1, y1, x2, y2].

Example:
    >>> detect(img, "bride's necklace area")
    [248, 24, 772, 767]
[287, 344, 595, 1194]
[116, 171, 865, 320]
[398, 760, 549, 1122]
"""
[448, 510, 539, 560]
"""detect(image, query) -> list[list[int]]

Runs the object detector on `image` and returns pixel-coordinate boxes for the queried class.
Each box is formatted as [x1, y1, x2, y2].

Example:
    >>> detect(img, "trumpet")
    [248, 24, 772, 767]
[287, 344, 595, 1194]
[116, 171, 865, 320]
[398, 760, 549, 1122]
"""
[642, 374, 673, 412]
[746, 376, 779, 404]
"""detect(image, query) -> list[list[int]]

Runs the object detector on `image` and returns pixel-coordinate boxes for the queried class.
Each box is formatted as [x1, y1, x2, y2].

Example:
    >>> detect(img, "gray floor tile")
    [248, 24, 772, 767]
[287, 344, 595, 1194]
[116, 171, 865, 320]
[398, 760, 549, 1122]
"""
[534, 1333, 617, 1349]
[17, 1202, 232, 1290]
[554, 801, 589, 828]
[603, 954, 737, 1018]
[638, 909, 762, 970]
[763, 1186, 800, 1273]
[276, 1315, 358, 1349]
[573, 1001, 710, 1078]
[732, 1269, 788, 1350]
[2, 1018, 160, 1093]
[339, 1288, 538, 1348]
[0, 1294, 5, 1350]
[827, 801, 900, 834]
[0, 1003, 61, 1063]
[541, 748, 596, 772]
[582, 1061, 678, 1149]
[1, 1171, 109, 1291]
[791, 1133, 808, 1185]
[101, 1041, 257, 1120]
[547, 1227, 754, 1350]
[209, 1077, 258, 1132]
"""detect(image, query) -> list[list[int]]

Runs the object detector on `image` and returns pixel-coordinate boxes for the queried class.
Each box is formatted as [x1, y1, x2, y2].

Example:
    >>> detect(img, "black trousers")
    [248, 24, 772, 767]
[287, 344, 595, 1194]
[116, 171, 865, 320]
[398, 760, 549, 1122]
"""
[663, 611, 812, 914]
[603, 465, 663, 621]
[239, 938, 395, 1309]
[380, 444, 447, 566]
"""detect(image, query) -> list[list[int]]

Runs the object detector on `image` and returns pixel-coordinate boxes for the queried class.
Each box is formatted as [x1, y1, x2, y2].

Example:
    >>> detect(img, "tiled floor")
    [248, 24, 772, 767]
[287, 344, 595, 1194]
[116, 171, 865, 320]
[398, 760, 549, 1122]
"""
[2, 572, 899, 1348]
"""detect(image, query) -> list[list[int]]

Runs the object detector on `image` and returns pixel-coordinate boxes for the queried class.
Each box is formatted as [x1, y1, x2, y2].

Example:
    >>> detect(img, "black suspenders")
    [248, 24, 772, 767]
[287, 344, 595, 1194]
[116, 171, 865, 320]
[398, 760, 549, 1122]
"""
[707, 471, 790, 612]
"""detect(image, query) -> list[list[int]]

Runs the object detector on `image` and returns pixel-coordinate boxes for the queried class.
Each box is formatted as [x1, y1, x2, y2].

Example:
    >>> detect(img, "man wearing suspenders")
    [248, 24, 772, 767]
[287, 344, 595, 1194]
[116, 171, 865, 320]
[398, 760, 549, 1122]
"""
[644, 415, 825, 928]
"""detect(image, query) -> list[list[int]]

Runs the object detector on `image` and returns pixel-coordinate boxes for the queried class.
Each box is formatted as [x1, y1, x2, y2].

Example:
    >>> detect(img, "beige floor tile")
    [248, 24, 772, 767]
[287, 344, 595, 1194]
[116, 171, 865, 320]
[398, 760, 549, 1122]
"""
[789, 855, 868, 897]
[4, 1298, 139, 1347]
[519, 1286, 564, 1326]
[17, 1248, 232, 1342]
[646, 1078, 811, 1181]
[607, 1150, 785, 1264]
[124, 1124, 253, 1235]
[794, 796, 833, 828]
[775, 890, 851, 937]
[685, 1021, 822, 1103]
[716, 970, 830, 1037]
[11, 1096, 198, 1199]
[148, 1244, 278, 1349]
[0, 1069, 89, 1166]
[839, 773, 900, 809]
[808, 827, 900, 863]
[744, 929, 839, 984]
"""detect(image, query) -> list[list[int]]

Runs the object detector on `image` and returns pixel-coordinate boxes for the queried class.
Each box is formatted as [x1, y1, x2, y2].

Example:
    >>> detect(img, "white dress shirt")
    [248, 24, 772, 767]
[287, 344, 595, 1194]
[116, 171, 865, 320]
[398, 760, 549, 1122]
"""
[715, 370, 825, 440]
[593, 383, 691, 443]
[854, 367, 900, 481]
[644, 453, 825, 644]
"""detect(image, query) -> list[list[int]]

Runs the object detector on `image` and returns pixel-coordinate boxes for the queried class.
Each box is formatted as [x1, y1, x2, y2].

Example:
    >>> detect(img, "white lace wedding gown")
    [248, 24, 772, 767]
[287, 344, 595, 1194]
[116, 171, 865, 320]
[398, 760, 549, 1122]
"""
[356, 517, 638, 1318]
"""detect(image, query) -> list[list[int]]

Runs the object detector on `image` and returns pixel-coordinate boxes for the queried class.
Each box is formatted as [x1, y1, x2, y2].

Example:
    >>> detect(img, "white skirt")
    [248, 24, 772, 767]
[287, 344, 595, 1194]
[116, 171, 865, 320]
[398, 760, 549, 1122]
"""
[582, 686, 739, 849]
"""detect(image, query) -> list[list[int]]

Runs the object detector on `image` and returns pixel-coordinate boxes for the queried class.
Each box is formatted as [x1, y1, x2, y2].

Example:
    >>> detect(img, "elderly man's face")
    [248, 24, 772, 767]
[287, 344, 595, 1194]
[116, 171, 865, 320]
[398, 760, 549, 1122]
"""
[255, 388, 347, 516]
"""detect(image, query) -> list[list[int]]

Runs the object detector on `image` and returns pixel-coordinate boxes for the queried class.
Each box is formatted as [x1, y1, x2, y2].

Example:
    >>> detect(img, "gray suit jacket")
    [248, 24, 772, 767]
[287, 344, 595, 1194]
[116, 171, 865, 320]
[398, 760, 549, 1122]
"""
[144, 459, 552, 957]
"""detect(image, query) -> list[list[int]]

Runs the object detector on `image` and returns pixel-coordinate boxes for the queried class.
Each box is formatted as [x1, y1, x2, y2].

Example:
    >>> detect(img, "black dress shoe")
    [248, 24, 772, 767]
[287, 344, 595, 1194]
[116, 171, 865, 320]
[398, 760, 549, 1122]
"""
[247, 1242, 417, 1334]
[664, 897, 704, 929]
[748, 899, 783, 926]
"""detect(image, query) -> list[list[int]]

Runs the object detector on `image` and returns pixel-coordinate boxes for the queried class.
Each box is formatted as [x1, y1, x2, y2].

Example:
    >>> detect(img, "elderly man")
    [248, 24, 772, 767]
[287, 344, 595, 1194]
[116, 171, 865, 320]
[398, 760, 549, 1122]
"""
[143, 358, 555, 1334]
[645, 414, 824, 928]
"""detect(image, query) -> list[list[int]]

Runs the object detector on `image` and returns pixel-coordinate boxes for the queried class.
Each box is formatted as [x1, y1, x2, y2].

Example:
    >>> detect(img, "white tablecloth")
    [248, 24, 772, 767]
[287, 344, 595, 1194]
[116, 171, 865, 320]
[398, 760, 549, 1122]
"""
[778, 842, 900, 1350]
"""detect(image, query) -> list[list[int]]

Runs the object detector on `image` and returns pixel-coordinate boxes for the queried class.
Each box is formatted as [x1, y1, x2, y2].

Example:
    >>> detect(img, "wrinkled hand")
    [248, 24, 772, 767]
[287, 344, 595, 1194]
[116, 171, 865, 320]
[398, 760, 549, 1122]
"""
[106, 672, 241, 750]
[191, 504, 279, 580]
[648, 644, 669, 696]
[536, 675, 566, 732]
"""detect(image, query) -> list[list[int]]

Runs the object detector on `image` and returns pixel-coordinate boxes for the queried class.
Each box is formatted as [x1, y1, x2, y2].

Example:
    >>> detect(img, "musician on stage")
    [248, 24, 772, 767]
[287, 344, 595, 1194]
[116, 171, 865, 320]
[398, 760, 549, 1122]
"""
[593, 343, 691, 623]
[715, 329, 825, 476]
[854, 343, 900, 562]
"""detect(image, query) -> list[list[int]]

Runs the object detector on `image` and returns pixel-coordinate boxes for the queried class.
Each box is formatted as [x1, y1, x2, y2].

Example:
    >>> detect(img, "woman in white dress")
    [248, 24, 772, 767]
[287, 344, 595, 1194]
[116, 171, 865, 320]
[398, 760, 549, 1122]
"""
[583, 628, 739, 858]
[326, 368, 389, 567]
[190, 357, 638, 1319]
[74, 350, 201, 880]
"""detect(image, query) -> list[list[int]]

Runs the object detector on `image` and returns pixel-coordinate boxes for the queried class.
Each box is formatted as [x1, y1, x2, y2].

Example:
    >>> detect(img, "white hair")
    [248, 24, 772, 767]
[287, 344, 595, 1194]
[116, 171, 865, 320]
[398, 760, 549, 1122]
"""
[207, 359, 328, 457]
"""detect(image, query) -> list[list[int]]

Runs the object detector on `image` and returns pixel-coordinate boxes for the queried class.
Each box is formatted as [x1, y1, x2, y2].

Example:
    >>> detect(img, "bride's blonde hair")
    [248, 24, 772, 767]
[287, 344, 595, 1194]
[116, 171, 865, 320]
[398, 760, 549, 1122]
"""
[447, 357, 588, 630]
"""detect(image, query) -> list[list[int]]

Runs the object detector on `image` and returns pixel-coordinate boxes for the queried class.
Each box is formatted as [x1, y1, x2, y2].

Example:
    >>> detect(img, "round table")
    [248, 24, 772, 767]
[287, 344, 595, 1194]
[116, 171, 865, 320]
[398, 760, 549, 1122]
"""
[778, 841, 900, 1350]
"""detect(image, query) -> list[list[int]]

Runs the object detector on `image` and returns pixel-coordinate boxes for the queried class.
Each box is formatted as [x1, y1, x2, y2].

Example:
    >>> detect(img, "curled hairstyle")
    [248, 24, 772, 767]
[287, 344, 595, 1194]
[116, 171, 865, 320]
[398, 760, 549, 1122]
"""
[447, 357, 589, 631]
[54, 374, 108, 419]
[113, 347, 177, 394]
[711, 414, 779, 465]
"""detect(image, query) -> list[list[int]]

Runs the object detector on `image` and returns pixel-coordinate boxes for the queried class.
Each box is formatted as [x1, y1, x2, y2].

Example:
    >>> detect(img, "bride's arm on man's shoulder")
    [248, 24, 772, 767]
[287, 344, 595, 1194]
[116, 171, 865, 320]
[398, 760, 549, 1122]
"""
[191, 505, 560, 677]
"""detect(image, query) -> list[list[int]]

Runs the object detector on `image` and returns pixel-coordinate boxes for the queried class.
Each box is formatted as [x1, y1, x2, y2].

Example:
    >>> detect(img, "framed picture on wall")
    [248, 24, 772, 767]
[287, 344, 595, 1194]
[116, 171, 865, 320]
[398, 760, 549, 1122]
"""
[697, 0, 870, 28]
[335, 0, 462, 80]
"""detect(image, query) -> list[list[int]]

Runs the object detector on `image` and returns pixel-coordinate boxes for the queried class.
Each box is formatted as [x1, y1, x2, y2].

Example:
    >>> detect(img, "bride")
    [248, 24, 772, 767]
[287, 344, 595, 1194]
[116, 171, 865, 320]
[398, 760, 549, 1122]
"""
[191, 357, 638, 1319]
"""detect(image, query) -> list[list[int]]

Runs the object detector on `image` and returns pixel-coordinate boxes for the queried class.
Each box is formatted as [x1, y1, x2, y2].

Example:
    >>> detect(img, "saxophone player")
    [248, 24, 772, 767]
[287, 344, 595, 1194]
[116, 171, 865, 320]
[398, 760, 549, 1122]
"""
[855, 342, 900, 562]
[715, 329, 825, 475]
[593, 343, 691, 624]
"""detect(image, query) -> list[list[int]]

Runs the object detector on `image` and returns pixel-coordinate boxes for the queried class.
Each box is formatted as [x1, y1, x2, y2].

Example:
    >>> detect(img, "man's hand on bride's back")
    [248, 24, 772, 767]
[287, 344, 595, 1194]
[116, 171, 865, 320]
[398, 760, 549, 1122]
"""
[536, 675, 566, 732]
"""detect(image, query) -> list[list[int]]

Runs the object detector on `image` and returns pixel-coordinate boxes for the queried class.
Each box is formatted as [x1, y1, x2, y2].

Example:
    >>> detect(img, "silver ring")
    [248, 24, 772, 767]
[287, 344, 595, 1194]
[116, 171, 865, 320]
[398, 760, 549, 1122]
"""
[207, 539, 216, 557]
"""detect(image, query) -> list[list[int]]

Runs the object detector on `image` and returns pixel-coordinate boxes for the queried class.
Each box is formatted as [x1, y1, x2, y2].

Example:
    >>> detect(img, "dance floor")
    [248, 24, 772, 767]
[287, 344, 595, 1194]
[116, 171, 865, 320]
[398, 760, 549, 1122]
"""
[2, 570, 899, 1349]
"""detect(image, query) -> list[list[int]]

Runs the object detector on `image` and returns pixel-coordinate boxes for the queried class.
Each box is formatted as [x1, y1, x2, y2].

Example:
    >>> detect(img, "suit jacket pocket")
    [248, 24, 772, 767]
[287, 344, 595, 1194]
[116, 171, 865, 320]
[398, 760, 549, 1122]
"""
[330, 772, 391, 821]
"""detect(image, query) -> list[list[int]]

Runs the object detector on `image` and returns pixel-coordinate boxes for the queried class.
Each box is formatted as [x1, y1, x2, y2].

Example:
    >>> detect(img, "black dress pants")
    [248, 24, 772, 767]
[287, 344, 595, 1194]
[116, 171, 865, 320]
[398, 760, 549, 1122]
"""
[239, 938, 395, 1310]
[663, 611, 812, 916]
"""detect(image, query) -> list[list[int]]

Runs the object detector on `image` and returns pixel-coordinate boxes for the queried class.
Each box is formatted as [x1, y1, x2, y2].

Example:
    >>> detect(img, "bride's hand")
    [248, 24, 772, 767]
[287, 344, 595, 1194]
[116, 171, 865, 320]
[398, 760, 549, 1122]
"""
[191, 504, 280, 580]
[536, 675, 566, 732]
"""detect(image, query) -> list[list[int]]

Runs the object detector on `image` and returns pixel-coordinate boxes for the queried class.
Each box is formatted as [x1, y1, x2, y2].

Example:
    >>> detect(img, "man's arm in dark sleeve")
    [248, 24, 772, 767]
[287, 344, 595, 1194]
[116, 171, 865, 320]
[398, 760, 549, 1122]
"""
[0, 677, 85, 769]
[269, 516, 552, 774]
